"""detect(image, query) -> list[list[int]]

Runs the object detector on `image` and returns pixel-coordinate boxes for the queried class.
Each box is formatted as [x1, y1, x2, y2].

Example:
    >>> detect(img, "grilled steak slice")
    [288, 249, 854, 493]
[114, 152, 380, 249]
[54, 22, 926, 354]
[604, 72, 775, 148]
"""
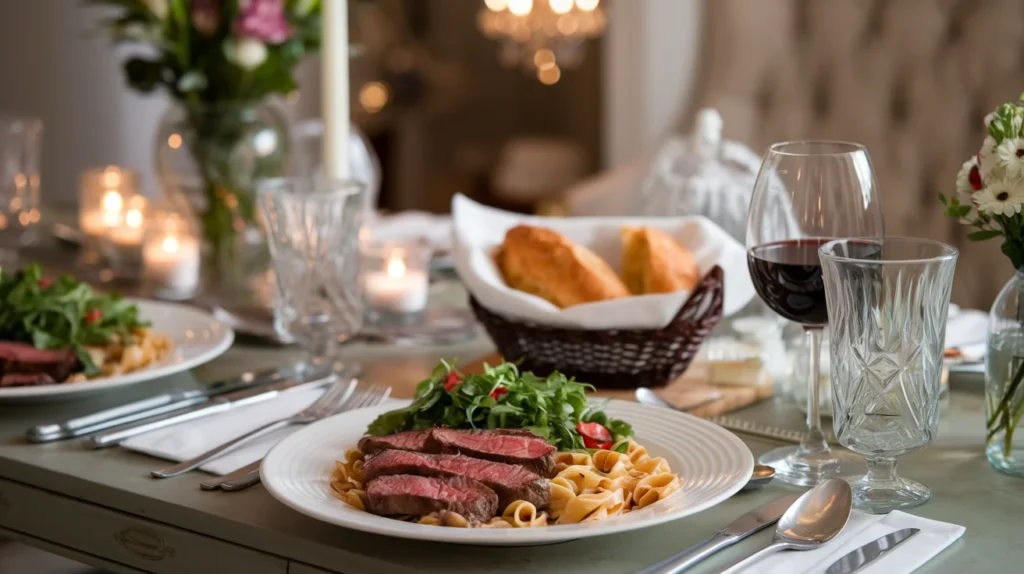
[0, 372, 56, 387]
[363, 450, 550, 509]
[0, 342, 79, 383]
[359, 430, 432, 456]
[426, 428, 557, 477]
[365, 474, 498, 522]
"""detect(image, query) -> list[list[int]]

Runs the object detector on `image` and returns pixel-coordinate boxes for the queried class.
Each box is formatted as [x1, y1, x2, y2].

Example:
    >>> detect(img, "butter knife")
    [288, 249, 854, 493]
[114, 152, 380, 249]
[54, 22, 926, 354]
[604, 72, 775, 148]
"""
[89, 368, 344, 448]
[638, 493, 801, 574]
[27, 363, 328, 443]
[824, 528, 920, 574]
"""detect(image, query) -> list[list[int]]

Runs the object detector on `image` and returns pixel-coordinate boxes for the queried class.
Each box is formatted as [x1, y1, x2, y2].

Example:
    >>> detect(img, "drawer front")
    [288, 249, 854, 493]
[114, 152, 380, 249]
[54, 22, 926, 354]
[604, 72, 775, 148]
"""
[0, 478, 287, 574]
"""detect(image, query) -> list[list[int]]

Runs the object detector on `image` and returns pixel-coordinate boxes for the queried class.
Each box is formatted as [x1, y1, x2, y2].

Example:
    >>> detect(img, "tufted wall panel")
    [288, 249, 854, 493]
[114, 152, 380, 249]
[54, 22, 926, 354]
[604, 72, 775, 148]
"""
[688, 0, 1024, 308]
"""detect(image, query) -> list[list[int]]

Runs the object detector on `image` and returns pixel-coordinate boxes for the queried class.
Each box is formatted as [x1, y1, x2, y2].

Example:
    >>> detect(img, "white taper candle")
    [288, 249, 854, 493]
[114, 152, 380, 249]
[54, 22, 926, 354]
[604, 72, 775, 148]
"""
[322, 0, 350, 180]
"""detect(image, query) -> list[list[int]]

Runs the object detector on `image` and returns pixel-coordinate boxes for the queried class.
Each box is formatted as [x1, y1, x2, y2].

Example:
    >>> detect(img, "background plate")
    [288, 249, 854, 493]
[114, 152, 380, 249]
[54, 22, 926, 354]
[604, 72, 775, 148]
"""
[0, 299, 234, 403]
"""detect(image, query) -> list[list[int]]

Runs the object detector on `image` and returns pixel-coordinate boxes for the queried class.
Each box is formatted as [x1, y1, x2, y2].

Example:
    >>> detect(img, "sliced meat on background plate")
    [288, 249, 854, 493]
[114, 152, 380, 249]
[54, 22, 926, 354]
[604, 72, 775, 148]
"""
[0, 342, 80, 384]
[362, 450, 550, 509]
[359, 430, 432, 456]
[0, 372, 55, 387]
[365, 474, 499, 522]
[426, 428, 557, 477]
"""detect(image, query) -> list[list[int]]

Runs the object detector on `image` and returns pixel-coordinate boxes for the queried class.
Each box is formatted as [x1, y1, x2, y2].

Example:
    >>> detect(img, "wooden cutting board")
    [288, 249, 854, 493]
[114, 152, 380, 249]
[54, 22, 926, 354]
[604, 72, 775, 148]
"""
[460, 353, 774, 417]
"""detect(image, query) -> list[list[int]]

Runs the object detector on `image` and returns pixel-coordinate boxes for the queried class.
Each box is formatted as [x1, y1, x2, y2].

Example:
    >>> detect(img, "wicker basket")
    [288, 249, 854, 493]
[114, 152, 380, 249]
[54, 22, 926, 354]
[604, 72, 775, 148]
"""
[470, 266, 725, 389]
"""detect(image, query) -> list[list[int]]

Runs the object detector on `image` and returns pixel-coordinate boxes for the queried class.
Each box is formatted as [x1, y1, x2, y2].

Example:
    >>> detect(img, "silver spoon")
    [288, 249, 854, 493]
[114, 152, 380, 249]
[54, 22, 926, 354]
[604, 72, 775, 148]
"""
[635, 388, 776, 491]
[741, 464, 777, 491]
[715, 477, 853, 573]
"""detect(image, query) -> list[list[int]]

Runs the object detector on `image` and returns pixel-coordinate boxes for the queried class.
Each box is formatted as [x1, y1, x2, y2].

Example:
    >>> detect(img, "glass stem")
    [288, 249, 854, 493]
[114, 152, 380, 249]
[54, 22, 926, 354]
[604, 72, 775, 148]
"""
[801, 326, 830, 455]
[307, 325, 338, 366]
[864, 456, 899, 486]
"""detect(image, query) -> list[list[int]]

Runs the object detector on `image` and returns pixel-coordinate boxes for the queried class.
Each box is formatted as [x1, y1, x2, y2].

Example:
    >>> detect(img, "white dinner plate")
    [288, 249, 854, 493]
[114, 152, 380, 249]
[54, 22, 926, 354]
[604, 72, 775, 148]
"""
[0, 299, 234, 403]
[261, 399, 753, 546]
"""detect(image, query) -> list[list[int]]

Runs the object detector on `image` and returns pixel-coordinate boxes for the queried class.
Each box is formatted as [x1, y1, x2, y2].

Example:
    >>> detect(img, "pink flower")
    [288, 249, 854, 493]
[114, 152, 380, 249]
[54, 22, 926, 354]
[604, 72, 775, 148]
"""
[191, 0, 220, 35]
[233, 0, 292, 44]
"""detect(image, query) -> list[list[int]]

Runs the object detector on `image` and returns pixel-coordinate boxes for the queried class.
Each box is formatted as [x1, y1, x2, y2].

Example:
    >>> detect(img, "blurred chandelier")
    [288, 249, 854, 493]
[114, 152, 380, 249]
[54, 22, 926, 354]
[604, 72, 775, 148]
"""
[477, 0, 606, 85]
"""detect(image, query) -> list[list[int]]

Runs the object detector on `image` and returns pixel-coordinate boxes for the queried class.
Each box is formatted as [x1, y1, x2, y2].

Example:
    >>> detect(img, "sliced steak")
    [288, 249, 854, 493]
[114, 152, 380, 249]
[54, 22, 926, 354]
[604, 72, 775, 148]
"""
[426, 428, 557, 477]
[0, 342, 79, 383]
[365, 474, 498, 522]
[359, 430, 432, 456]
[362, 450, 550, 509]
[0, 372, 55, 387]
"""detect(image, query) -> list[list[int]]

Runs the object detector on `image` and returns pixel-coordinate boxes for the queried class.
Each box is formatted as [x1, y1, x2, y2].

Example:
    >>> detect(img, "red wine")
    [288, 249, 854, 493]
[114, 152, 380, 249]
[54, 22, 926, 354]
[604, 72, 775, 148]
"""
[747, 239, 832, 326]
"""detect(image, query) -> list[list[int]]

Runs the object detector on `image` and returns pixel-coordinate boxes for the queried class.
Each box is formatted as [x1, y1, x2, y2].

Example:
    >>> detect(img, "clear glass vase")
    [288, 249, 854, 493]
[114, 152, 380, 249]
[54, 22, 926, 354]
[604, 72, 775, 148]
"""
[154, 100, 289, 295]
[986, 270, 1024, 477]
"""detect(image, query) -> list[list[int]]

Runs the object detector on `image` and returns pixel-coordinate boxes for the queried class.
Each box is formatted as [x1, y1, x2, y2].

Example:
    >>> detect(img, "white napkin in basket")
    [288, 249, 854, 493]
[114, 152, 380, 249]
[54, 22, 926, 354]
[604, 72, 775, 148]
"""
[451, 194, 755, 330]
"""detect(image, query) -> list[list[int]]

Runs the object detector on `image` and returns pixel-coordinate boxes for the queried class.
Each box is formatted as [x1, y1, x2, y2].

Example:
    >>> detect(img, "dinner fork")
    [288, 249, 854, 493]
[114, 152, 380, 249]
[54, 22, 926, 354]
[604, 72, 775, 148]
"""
[200, 383, 391, 491]
[150, 376, 357, 478]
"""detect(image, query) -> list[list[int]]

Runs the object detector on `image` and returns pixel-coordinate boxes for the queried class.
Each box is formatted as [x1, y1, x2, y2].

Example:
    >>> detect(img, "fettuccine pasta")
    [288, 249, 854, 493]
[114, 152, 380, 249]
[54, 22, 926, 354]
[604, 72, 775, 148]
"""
[331, 438, 681, 527]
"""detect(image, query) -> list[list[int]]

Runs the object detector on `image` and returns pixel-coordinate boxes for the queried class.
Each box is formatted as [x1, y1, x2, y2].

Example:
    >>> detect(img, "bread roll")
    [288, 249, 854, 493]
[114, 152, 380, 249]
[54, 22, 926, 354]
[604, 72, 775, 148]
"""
[496, 225, 630, 308]
[621, 227, 701, 294]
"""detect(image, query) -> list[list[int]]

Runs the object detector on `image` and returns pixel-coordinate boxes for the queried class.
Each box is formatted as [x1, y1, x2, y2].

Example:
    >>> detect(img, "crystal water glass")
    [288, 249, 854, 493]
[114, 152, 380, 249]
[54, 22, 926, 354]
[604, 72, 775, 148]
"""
[0, 115, 42, 257]
[260, 177, 365, 364]
[820, 237, 958, 513]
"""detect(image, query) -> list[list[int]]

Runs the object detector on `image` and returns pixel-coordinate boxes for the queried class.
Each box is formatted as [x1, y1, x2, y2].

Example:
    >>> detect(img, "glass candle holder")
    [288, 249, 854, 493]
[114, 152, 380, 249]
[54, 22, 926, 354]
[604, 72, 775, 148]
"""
[143, 208, 201, 300]
[362, 241, 431, 322]
[80, 166, 141, 238]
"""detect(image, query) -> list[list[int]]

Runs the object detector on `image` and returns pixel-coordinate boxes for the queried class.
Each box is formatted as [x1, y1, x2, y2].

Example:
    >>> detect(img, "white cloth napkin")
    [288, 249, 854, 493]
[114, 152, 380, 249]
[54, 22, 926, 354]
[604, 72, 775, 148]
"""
[121, 388, 354, 475]
[945, 308, 988, 361]
[451, 194, 756, 329]
[729, 510, 965, 574]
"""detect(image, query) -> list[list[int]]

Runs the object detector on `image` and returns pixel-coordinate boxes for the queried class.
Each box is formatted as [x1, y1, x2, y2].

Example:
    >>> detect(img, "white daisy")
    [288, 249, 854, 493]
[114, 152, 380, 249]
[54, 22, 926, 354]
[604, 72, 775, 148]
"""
[974, 181, 1024, 217]
[995, 137, 1024, 180]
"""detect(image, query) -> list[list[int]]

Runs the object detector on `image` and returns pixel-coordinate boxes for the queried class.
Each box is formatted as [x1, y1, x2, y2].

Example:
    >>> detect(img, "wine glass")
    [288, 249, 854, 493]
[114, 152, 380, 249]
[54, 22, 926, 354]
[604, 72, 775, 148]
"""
[746, 141, 884, 486]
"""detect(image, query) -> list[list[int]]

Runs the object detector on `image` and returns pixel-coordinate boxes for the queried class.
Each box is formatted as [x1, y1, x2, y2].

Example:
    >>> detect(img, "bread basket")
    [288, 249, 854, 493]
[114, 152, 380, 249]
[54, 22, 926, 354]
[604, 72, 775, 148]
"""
[470, 266, 724, 389]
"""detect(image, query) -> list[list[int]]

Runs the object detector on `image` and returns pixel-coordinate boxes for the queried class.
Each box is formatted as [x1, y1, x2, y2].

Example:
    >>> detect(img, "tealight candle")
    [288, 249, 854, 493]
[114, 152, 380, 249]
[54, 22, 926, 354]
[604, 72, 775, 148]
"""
[363, 245, 430, 315]
[143, 211, 200, 299]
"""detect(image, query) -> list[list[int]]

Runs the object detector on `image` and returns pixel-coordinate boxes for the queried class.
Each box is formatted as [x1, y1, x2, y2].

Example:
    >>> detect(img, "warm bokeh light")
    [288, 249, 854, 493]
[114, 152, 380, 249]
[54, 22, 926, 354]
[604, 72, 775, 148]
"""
[575, 0, 599, 11]
[101, 190, 123, 213]
[484, 0, 508, 11]
[538, 64, 561, 85]
[102, 169, 121, 189]
[359, 81, 390, 114]
[533, 48, 556, 70]
[549, 0, 573, 14]
[168, 133, 182, 149]
[125, 208, 143, 229]
[508, 0, 533, 16]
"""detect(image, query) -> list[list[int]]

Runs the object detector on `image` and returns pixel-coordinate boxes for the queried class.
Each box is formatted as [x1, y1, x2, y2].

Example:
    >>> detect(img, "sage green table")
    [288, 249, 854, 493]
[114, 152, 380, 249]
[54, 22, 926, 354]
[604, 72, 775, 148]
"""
[0, 288, 1019, 573]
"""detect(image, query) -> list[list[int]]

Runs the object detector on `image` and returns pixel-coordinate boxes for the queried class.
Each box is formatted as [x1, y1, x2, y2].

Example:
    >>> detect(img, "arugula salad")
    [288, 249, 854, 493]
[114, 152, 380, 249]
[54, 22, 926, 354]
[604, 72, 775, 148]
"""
[0, 265, 150, 375]
[367, 360, 634, 451]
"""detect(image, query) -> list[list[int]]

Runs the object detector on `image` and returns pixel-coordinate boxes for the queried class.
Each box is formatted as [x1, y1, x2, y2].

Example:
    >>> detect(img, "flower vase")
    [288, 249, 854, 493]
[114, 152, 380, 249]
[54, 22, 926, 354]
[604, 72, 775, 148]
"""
[154, 100, 289, 295]
[986, 269, 1024, 476]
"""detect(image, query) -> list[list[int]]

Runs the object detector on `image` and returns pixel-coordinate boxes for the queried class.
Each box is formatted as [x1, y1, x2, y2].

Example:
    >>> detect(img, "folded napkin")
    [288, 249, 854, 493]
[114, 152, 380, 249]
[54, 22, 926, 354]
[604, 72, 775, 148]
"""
[730, 510, 965, 574]
[451, 194, 756, 329]
[945, 308, 988, 362]
[121, 390, 403, 475]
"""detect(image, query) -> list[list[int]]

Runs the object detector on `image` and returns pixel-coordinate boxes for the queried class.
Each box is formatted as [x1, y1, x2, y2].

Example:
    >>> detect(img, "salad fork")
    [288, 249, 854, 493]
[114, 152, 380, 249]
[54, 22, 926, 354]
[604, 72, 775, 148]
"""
[151, 376, 357, 478]
[200, 383, 391, 491]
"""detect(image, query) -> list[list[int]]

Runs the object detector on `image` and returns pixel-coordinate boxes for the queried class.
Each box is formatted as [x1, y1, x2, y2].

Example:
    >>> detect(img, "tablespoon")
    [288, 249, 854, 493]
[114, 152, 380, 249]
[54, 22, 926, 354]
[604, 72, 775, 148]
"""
[715, 478, 853, 573]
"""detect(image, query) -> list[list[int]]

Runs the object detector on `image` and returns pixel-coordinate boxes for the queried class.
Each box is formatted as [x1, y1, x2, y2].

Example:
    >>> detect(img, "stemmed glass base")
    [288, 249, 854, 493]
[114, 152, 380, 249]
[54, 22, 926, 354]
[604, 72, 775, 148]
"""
[758, 444, 863, 487]
[848, 457, 930, 513]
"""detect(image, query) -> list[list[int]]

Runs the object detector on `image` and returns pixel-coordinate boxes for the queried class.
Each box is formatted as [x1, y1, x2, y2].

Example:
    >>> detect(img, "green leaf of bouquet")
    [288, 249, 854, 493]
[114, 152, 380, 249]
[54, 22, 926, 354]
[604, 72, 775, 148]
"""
[969, 230, 1002, 241]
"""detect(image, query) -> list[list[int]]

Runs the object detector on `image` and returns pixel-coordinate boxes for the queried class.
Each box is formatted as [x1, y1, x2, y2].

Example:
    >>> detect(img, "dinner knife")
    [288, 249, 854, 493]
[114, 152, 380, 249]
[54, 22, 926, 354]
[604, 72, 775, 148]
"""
[823, 528, 920, 574]
[638, 493, 801, 574]
[26, 363, 331, 443]
[89, 367, 345, 448]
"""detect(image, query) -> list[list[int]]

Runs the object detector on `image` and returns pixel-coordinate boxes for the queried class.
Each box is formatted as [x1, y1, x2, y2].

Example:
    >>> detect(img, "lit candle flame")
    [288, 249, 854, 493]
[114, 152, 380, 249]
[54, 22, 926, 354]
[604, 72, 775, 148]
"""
[125, 208, 143, 228]
[386, 255, 406, 278]
[101, 190, 123, 213]
[162, 236, 180, 254]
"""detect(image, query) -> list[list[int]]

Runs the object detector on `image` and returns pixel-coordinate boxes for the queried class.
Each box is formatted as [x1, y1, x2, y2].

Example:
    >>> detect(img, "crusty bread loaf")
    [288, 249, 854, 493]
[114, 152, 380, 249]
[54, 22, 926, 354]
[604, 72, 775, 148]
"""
[495, 225, 630, 308]
[621, 227, 701, 294]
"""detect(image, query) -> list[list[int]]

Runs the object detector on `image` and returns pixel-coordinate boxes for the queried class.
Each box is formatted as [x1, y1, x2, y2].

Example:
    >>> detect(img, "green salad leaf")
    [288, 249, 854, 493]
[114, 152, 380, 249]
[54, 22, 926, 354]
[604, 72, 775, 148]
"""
[366, 360, 634, 451]
[0, 264, 149, 375]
